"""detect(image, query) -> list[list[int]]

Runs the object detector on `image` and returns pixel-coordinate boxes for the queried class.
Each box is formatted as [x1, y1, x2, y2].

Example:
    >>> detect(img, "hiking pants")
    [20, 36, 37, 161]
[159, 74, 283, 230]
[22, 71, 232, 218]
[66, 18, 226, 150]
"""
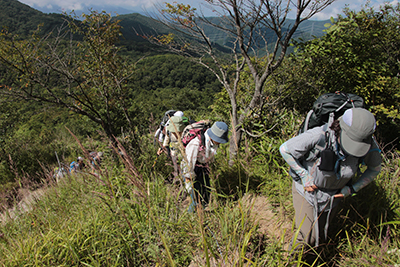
[170, 148, 181, 179]
[188, 164, 210, 213]
[291, 181, 340, 251]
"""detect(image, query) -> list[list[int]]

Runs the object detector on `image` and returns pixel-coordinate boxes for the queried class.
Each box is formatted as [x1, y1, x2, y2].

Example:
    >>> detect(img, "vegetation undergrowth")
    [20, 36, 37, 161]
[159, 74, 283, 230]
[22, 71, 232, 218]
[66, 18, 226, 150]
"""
[1, 109, 400, 266]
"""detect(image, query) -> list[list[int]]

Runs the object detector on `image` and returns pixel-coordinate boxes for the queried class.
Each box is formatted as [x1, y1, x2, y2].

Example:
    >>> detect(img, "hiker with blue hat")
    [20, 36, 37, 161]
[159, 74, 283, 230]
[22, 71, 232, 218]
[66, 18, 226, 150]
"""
[69, 156, 85, 174]
[181, 121, 229, 212]
[280, 108, 382, 260]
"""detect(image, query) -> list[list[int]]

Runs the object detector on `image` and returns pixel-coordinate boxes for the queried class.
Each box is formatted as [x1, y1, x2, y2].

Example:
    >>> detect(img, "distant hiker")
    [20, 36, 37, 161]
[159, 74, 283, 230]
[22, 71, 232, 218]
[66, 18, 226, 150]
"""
[181, 121, 229, 213]
[90, 151, 103, 168]
[69, 156, 85, 173]
[53, 166, 67, 181]
[280, 108, 382, 260]
[156, 110, 189, 158]
[158, 116, 186, 180]
[155, 110, 187, 146]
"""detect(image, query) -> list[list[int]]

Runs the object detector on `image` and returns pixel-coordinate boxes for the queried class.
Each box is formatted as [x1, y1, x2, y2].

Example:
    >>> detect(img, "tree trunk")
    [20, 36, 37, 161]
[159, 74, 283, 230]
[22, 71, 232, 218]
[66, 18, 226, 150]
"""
[229, 123, 242, 165]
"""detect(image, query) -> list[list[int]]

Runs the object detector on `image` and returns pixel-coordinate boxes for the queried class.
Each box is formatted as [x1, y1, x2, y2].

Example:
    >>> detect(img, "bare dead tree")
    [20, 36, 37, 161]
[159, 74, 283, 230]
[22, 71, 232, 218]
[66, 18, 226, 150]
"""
[145, 0, 336, 160]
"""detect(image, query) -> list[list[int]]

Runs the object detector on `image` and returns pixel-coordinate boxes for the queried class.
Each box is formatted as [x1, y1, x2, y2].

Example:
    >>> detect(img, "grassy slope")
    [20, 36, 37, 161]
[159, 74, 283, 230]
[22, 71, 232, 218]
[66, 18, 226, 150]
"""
[0, 128, 399, 266]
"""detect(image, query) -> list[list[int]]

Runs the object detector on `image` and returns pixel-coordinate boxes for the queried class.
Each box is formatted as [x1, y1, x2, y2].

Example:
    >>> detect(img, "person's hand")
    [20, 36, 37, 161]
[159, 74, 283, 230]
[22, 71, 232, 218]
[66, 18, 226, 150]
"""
[185, 180, 193, 194]
[157, 148, 163, 156]
[334, 193, 344, 198]
[304, 184, 318, 192]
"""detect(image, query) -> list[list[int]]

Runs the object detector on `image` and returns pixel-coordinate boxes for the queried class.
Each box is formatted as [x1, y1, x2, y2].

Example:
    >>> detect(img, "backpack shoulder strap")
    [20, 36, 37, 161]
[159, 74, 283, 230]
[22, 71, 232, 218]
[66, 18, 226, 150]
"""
[359, 137, 381, 165]
[304, 123, 329, 161]
[302, 110, 314, 133]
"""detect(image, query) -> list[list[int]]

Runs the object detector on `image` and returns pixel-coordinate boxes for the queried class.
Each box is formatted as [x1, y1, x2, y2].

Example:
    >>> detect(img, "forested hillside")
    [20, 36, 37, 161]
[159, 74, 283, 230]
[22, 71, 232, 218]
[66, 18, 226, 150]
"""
[0, 0, 222, 184]
[0, 0, 330, 49]
[1, 1, 400, 266]
[0, 0, 65, 36]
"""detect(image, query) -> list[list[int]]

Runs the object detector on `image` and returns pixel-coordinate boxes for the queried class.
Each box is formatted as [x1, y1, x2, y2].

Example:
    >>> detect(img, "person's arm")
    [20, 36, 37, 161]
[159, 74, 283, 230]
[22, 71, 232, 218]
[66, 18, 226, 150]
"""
[340, 145, 382, 197]
[181, 138, 200, 181]
[280, 142, 314, 188]
[279, 126, 326, 191]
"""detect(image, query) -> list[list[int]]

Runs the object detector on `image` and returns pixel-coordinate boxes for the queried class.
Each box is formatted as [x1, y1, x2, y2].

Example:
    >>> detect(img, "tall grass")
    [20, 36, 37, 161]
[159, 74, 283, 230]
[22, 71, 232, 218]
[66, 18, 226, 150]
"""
[1, 109, 400, 266]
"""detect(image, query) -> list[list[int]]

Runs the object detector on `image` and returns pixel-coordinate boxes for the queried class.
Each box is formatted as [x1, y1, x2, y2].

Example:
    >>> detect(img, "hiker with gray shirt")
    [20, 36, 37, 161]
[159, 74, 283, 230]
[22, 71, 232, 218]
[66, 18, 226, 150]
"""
[280, 108, 382, 256]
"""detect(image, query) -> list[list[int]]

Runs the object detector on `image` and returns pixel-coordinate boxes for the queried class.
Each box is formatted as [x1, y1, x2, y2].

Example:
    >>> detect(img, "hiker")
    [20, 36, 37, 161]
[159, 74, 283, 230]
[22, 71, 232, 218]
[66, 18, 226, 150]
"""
[90, 151, 103, 169]
[181, 121, 229, 213]
[280, 108, 382, 257]
[53, 166, 67, 181]
[154, 110, 184, 145]
[157, 116, 186, 180]
[156, 111, 188, 156]
[69, 156, 85, 173]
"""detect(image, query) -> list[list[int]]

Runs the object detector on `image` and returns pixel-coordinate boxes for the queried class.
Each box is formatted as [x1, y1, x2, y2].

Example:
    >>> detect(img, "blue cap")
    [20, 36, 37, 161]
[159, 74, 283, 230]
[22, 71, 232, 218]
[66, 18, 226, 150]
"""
[207, 121, 229, 144]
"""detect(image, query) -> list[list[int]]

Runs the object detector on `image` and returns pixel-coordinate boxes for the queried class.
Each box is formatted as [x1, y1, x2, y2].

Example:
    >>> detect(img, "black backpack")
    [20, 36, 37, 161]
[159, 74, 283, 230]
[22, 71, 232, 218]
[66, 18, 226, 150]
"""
[295, 91, 366, 172]
[160, 110, 177, 129]
[294, 92, 366, 246]
[299, 91, 365, 134]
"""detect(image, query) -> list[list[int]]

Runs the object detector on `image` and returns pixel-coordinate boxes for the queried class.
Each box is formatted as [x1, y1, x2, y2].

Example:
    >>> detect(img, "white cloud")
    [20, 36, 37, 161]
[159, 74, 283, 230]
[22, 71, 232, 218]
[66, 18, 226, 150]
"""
[20, 0, 162, 11]
[19, 0, 395, 19]
[308, 0, 396, 20]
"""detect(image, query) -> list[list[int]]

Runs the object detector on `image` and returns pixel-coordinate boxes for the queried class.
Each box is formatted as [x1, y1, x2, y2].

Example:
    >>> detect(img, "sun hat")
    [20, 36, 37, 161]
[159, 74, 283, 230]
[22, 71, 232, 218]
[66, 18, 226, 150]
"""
[207, 121, 229, 144]
[77, 156, 83, 161]
[166, 116, 185, 132]
[174, 111, 184, 117]
[339, 108, 376, 157]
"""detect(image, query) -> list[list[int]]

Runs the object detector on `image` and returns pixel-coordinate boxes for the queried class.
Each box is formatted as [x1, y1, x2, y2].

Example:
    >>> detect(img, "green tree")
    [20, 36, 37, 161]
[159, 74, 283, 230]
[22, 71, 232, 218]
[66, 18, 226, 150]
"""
[288, 3, 400, 145]
[0, 11, 137, 144]
[0, 96, 100, 184]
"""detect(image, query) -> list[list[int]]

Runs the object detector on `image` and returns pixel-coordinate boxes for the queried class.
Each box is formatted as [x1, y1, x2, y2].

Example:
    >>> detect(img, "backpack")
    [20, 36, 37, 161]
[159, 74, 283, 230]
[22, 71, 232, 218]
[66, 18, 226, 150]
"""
[154, 110, 177, 145]
[295, 91, 366, 246]
[299, 91, 365, 134]
[296, 91, 366, 172]
[161, 110, 177, 129]
[181, 120, 212, 150]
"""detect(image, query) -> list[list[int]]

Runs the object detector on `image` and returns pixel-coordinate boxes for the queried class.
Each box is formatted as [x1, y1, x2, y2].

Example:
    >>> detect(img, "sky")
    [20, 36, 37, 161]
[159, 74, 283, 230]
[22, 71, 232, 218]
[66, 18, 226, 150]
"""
[18, 0, 398, 20]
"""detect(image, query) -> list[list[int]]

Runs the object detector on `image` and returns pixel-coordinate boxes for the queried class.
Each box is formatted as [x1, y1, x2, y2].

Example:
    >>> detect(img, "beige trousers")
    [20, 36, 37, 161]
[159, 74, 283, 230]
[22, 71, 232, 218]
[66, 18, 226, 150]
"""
[291, 181, 340, 251]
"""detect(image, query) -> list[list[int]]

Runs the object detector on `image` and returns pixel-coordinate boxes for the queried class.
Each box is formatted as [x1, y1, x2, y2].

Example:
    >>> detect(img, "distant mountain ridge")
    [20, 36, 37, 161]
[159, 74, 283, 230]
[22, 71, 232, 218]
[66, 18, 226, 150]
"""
[117, 14, 330, 51]
[1, 0, 330, 50]
[0, 0, 65, 36]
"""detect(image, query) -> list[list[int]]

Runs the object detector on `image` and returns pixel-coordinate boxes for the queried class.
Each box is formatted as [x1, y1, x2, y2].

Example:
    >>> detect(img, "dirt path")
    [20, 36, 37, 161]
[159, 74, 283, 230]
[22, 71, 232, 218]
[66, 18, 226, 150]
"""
[0, 187, 47, 225]
[242, 194, 292, 240]
[186, 193, 293, 267]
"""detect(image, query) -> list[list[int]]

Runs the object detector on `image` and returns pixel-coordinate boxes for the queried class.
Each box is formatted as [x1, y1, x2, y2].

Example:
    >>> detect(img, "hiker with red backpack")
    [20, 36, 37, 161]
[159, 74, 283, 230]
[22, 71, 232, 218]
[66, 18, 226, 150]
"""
[181, 121, 229, 213]
[280, 107, 382, 261]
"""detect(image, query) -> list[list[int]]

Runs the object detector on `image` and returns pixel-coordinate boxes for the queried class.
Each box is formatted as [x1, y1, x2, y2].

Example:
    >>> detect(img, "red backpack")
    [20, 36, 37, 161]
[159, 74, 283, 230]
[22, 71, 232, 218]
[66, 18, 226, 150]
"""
[181, 120, 211, 150]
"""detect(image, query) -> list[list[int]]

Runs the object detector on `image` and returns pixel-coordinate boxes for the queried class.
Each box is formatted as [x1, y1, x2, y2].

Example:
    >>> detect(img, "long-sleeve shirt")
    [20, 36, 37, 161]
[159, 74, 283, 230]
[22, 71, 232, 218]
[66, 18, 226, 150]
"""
[154, 128, 164, 143]
[181, 131, 218, 180]
[279, 124, 381, 199]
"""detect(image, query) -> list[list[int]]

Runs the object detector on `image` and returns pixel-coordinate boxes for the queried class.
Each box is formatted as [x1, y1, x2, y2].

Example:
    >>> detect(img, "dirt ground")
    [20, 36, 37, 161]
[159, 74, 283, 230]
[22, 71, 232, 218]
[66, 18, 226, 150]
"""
[0, 187, 47, 225]
[179, 190, 293, 267]
[242, 193, 292, 241]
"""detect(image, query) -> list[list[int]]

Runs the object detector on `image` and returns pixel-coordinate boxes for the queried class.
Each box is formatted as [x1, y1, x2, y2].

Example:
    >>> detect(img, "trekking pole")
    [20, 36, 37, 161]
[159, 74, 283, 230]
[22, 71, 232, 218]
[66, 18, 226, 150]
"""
[55, 151, 61, 170]
[151, 153, 161, 171]
[55, 151, 62, 182]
